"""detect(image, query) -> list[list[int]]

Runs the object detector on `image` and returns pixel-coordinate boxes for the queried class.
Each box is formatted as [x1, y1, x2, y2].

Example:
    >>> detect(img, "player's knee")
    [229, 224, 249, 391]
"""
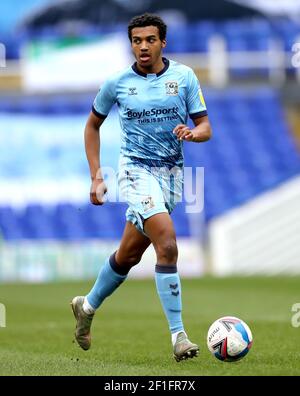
[156, 238, 178, 263]
[117, 253, 142, 267]
[127, 254, 143, 266]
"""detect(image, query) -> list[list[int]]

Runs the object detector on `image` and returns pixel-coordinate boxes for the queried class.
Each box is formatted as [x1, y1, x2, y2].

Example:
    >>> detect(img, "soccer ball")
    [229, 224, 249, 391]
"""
[207, 316, 253, 362]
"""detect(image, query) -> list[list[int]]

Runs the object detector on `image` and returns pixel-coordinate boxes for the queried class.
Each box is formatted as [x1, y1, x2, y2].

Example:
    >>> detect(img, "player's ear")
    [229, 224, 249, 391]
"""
[161, 40, 166, 49]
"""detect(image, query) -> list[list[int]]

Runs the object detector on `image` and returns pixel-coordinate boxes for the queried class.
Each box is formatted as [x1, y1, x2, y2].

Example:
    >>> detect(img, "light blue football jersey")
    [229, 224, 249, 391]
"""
[92, 58, 207, 167]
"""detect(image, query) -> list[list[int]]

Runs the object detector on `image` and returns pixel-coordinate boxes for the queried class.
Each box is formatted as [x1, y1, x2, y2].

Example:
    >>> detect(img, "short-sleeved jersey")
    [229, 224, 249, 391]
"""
[92, 58, 207, 167]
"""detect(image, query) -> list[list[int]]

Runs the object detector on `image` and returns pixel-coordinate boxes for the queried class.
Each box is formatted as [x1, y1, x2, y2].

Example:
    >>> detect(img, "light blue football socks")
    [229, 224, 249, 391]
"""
[155, 264, 184, 334]
[86, 253, 128, 310]
[85, 258, 184, 337]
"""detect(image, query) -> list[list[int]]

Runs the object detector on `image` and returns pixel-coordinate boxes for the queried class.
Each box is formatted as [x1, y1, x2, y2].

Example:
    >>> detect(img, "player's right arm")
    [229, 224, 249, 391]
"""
[84, 112, 107, 205]
[86, 75, 117, 205]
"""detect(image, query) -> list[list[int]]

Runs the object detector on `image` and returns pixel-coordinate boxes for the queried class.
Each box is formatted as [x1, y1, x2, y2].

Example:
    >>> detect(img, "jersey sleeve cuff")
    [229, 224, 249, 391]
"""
[92, 105, 107, 119]
[189, 110, 208, 119]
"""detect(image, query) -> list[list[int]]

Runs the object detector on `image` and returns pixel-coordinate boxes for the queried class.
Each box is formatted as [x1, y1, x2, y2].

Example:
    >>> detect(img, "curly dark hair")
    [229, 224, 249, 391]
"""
[128, 13, 167, 42]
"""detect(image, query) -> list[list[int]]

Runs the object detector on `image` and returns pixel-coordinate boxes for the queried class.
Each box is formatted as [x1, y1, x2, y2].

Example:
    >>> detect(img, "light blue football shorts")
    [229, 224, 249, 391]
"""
[118, 156, 183, 235]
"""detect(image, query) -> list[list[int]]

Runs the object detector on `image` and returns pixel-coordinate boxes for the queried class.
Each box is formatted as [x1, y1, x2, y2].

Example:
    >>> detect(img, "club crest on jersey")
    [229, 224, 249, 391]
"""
[141, 196, 155, 212]
[165, 81, 178, 96]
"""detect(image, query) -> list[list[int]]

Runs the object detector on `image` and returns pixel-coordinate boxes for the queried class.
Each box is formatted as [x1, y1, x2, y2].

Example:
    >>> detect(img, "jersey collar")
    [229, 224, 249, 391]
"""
[132, 57, 170, 77]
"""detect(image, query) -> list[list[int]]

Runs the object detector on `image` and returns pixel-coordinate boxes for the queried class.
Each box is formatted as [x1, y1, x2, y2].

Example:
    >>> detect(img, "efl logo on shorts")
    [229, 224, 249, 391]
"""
[165, 81, 178, 96]
[0, 303, 6, 328]
[141, 196, 155, 212]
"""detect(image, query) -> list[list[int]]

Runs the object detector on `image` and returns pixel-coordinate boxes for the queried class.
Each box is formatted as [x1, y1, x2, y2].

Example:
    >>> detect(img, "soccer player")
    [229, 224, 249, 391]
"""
[71, 13, 211, 361]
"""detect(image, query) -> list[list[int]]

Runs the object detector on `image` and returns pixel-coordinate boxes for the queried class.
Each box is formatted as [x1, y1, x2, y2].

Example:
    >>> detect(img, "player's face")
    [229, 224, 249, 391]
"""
[131, 26, 166, 72]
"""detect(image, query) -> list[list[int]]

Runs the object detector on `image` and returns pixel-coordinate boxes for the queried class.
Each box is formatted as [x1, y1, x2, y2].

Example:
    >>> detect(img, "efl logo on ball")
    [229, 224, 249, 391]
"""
[207, 316, 253, 362]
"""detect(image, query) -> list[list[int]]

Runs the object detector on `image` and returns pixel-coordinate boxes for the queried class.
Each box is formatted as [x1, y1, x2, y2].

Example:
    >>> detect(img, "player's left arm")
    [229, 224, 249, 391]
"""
[174, 68, 212, 143]
[173, 115, 212, 142]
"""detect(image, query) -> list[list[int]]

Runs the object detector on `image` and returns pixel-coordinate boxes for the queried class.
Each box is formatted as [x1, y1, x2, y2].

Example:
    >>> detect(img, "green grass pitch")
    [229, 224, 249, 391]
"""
[0, 276, 300, 376]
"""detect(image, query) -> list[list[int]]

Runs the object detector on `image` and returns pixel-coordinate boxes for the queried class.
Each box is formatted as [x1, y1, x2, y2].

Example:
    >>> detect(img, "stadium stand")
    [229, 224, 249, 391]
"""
[1, 88, 300, 240]
[3, 19, 300, 59]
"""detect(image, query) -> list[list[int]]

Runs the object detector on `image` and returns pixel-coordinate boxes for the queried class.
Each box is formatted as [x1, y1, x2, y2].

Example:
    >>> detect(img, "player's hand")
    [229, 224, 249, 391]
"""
[173, 124, 194, 141]
[90, 178, 107, 205]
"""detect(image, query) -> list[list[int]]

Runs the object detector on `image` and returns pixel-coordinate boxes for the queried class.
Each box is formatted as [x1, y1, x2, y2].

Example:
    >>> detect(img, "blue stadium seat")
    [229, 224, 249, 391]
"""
[172, 204, 190, 237]
[166, 27, 190, 53]
[0, 206, 23, 240]
[186, 22, 216, 52]
[20, 204, 56, 239]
